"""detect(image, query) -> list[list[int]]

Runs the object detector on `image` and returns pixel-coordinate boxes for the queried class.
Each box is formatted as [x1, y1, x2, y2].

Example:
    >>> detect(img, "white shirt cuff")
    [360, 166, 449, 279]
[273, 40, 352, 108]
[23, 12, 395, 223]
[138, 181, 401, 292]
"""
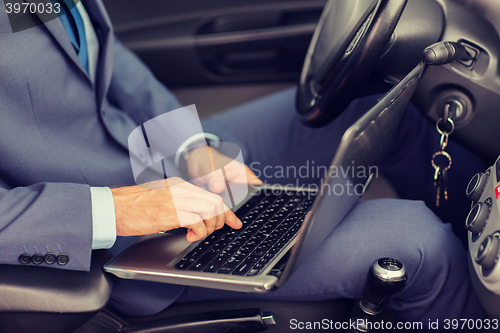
[90, 187, 117, 249]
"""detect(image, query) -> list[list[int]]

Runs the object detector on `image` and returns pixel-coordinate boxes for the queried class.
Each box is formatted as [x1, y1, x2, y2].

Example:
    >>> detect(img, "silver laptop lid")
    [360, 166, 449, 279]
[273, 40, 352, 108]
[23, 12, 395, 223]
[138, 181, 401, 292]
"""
[277, 62, 424, 287]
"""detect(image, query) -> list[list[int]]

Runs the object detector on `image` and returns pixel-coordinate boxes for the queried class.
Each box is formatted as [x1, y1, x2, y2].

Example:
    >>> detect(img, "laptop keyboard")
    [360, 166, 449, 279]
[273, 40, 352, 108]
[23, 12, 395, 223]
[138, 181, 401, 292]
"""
[175, 190, 316, 276]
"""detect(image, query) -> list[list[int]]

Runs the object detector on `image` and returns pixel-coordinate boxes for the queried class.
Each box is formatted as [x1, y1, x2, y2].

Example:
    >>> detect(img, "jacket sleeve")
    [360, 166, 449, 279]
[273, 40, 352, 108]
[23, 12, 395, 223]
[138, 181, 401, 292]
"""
[0, 179, 93, 271]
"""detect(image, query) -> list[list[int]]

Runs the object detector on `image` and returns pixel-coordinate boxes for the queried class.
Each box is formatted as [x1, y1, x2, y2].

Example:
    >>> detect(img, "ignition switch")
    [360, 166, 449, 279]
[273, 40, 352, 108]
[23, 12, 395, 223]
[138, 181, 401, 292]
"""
[436, 90, 473, 128]
[442, 98, 464, 121]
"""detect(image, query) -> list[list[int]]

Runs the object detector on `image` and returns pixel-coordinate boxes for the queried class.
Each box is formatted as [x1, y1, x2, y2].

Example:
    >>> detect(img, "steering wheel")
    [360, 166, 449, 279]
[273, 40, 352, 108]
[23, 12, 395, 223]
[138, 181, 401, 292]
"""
[296, 0, 408, 127]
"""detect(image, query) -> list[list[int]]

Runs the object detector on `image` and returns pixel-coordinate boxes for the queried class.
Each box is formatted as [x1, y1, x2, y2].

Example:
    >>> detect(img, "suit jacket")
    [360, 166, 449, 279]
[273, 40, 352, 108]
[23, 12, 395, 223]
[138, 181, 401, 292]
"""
[0, 0, 186, 271]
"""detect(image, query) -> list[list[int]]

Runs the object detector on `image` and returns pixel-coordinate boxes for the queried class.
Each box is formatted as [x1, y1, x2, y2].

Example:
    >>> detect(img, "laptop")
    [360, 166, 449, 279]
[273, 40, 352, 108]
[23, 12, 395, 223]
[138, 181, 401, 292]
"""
[104, 62, 424, 293]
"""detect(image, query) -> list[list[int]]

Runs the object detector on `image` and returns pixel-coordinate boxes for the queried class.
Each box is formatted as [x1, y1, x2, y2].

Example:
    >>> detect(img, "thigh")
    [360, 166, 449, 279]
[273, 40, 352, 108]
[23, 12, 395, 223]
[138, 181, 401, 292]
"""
[176, 199, 482, 322]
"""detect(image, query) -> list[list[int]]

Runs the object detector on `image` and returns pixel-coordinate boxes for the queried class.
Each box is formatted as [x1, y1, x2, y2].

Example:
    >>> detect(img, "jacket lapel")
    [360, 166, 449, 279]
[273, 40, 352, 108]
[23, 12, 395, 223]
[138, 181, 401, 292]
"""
[81, 0, 114, 109]
[23, 0, 91, 83]
[21, 0, 114, 109]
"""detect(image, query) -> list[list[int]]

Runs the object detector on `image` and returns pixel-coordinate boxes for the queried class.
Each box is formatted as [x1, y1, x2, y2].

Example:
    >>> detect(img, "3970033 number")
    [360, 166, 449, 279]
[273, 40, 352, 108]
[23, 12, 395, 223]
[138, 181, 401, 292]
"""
[5, 2, 61, 15]
[443, 318, 499, 330]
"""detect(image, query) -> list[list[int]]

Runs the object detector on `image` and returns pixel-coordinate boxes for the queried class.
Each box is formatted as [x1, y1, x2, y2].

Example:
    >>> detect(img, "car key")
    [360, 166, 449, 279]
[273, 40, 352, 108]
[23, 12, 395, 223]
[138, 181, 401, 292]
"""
[431, 151, 452, 207]
[442, 167, 449, 201]
[433, 166, 442, 207]
[431, 117, 454, 207]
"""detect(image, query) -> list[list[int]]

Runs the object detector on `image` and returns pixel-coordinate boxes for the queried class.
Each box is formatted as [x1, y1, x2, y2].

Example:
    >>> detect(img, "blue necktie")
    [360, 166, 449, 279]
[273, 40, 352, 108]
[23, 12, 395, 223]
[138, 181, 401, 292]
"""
[58, 0, 89, 73]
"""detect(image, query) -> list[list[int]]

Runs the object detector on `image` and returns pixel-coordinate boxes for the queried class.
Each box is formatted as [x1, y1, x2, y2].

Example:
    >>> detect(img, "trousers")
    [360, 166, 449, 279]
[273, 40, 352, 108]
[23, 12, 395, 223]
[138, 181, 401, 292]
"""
[108, 88, 486, 325]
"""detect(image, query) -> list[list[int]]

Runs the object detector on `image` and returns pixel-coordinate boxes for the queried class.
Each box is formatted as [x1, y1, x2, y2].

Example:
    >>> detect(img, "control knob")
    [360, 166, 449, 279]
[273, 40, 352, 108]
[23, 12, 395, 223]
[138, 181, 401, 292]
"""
[466, 172, 487, 202]
[476, 235, 500, 271]
[465, 202, 489, 234]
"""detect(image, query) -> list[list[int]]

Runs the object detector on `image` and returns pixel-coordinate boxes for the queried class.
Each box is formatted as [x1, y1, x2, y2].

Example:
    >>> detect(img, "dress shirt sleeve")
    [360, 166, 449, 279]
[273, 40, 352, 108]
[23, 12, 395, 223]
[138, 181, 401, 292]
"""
[90, 187, 117, 249]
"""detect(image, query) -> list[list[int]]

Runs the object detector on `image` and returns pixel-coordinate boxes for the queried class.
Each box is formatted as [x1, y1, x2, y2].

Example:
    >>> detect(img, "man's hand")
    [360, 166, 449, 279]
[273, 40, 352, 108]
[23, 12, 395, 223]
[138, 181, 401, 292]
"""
[111, 178, 242, 242]
[186, 146, 263, 193]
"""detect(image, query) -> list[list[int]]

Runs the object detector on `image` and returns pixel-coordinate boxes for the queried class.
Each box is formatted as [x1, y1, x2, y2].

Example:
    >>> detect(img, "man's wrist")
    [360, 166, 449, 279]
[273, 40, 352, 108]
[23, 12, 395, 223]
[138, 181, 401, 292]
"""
[175, 133, 220, 167]
[176, 133, 220, 180]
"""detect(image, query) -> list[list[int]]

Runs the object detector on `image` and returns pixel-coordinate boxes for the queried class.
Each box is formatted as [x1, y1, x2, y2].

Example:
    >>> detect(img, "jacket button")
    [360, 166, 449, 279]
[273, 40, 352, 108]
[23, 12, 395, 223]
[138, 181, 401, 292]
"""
[19, 253, 32, 264]
[57, 254, 69, 266]
[44, 253, 56, 265]
[32, 253, 44, 265]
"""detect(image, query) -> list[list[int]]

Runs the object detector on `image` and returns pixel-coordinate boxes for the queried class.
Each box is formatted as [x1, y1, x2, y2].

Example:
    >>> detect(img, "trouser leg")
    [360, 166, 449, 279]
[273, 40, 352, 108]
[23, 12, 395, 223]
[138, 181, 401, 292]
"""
[175, 199, 483, 327]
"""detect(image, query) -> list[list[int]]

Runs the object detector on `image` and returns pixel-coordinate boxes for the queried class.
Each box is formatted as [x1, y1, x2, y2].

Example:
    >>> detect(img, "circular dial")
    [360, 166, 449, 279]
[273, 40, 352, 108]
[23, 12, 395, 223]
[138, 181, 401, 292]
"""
[476, 235, 500, 271]
[466, 172, 488, 202]
[466, 201, 490, 235]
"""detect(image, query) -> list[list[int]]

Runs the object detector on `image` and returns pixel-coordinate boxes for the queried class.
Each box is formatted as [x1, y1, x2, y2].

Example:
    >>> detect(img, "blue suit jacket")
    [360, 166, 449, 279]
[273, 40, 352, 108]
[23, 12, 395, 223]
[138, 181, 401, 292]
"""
[0, 0, 185, 271]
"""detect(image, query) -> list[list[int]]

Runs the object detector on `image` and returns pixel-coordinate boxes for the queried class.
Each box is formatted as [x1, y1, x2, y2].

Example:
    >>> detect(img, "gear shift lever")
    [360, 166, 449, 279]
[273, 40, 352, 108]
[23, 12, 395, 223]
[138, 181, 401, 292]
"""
[360, 258, 407, 315]
[351, 258, 407, 332]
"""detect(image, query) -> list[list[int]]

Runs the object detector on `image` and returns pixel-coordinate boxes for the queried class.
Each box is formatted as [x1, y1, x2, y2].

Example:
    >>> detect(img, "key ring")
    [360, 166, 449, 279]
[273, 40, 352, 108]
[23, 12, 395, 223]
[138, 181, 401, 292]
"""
[436, 117, 455, 136]
[436, 118, 454, 150]
[431, 150, 452, 171]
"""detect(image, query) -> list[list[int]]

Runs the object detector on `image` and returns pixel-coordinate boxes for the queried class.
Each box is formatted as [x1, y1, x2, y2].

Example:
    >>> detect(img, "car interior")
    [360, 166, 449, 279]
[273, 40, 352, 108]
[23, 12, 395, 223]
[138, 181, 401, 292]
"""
[3, 0, 500, 331]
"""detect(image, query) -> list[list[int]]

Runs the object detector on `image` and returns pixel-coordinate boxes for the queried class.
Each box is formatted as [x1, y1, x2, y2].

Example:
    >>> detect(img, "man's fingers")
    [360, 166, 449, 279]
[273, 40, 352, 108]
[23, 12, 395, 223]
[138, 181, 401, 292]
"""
[202, 214, 219, 234]
[223, 160, 262, 185]
[186, 221, 209, 242]
[177, 211, 202, 228]
[172, 176, 224, 195]
[183, 210, 240, 242]
[207, 173, 227, 193]
[245, 165, 263, 185]
[193, 198, 239, 232]
[187, 148, 262, 190]
[170, 183, 240, 233]
[224, 209, 242, 230]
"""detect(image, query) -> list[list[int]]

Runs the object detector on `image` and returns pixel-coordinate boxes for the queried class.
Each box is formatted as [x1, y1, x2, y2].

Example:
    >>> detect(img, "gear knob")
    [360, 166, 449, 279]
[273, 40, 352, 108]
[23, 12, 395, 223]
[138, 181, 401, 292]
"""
[360, 258, 407, 315]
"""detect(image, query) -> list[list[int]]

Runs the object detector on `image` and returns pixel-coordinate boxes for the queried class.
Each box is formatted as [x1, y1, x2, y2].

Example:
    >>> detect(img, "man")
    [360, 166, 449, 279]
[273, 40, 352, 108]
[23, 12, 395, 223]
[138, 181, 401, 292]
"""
[0, 0, 485, 326]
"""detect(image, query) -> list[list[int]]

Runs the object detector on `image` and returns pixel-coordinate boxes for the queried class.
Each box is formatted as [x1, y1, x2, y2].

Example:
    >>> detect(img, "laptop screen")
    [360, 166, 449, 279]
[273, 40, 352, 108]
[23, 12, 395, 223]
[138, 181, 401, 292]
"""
[279, 62, 425, 285]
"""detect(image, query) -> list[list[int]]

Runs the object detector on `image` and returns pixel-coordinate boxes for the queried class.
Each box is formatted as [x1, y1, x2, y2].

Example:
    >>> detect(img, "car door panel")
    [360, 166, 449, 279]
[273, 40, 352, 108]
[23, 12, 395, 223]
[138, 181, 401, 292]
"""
[102, 0, 326, 87]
